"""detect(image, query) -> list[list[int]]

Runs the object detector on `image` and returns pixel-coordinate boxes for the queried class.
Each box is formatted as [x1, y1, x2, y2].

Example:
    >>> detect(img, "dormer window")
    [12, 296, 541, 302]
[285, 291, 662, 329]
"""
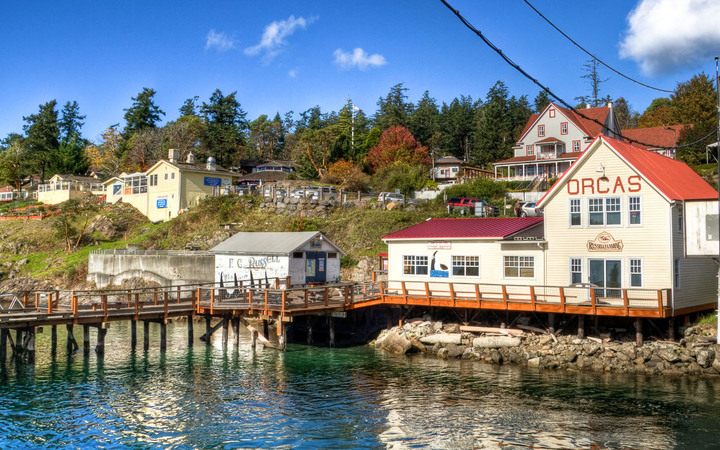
[538, 125, 545, 137]
[549, 109, 555, 118]
[560, 122, 568, 135]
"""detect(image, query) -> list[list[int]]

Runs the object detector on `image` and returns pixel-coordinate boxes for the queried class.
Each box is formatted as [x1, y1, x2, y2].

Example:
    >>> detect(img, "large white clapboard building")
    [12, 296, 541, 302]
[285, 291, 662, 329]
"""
[384, 136, 718, 315]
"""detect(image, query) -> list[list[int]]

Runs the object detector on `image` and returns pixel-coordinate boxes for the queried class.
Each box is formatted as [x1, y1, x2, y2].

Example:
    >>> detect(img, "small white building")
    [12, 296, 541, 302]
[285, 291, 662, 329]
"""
[211, 231, 344, 287]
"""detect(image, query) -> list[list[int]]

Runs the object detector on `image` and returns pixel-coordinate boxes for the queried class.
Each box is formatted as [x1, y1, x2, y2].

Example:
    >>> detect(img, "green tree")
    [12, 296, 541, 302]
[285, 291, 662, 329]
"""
[54, 101, 88, 175]
[375, 83, 414, 130]
[179, 96, 200, 118]
[613, 97, 638, 130]
[533, 90, 551, 113]
[371, 162, 429, 197]
[249, 113, 286, 160]
[409, 91, 440, 147]
[51, 199, 99, 252]
[23, 100, 59, 180]
[201, 89, 248, 166]
[59, 101, 85, 145]
[0, 137, 31, 189]
[123, 87, 165, 136]
[473, 81, 512, 165]
[637, 98, 676, 127]
[673, 73, 717, 164]
[438, 96, 477, 160]
[508, 95, 533, 147]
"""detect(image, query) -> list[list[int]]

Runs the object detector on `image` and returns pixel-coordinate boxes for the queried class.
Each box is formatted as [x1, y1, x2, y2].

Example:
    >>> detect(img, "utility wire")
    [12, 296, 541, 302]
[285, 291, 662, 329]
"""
[522, 0, 673, 94]
[439, 0, 711, 150]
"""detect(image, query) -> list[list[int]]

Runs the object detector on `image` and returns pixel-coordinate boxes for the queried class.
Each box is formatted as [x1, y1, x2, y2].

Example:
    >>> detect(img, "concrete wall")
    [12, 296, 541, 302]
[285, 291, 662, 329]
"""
[87, 250, 214, 288]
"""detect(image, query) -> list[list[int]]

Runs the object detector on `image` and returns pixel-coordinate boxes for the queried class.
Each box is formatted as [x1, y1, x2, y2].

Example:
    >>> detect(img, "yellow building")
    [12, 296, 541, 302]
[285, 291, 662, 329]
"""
[37, 174, 104, 205]
[115, 149, 236, 222]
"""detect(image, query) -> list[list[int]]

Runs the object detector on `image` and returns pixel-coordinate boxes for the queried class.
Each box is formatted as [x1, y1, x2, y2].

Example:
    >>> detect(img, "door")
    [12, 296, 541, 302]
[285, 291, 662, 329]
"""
[589, 259, 622, 298]
[305, 252, 327, 283]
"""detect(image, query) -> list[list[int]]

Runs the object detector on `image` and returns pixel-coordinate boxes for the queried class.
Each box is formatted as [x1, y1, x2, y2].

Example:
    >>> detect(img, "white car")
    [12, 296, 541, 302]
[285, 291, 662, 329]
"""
[520, 202, 542, 217]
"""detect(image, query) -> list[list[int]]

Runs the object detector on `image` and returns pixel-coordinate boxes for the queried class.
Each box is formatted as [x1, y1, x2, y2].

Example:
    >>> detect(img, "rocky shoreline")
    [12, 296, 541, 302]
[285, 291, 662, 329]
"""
[371, 319, 720, 377]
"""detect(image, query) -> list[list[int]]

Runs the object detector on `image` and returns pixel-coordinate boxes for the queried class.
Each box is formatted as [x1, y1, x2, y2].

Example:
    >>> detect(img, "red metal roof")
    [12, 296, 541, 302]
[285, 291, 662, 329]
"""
[516, 103, 611, 144]
[604, 136, 717, 201]
[620, 124, 688, 150]
[535, 136, 562, 144]
[383, 217, 544, 240]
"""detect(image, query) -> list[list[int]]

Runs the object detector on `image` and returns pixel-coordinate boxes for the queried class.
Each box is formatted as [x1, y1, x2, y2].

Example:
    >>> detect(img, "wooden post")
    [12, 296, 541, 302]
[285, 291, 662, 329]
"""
[501, 285, 508, 307]
[328, 317, 335, 347]
[401, 282, 408, 304]
[475, 284, 481, 307]
[0, 329, 7, 363]
[449, 283, 456, 307]
[101, 295, 108, 320]
[251, 328, 258, 350]
[66, 324, 78, 354]
[177, 286, 181, 304]
[304, 289, 309, 309]
[143, 321, 150, 351]
[47, 292, 53, 314]
[634, 318, 643, 347]
[159, 322, 167, 352]
[96, 326, 107, 356]
[559, 287, 566, 310]
[187, 315, 194, 346]
[222, 318, 229, 348]
[204, 315, 212, 346]
[622, 289, 630, 316]
[26, 328, 35, 364]
[50, 325, 57, 356]
[323, 288, 329, 307]
[590, 288, 597, 315]
[577, 315, 585, 339]
[131, 320, 137, 351]
[656, 290, 665, 317]
[83, 325, 91, 356]
[307, 322, 313, 345]
[548, 313, 555, 334]
[210, 289, 215, 315]
[529, 286, 536, 309]
[233, 318, 240, 347]
[668, 317, 676, 341]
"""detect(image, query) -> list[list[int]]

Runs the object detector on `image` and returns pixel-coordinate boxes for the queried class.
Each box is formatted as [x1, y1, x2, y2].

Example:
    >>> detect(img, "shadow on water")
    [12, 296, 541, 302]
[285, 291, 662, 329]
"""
[0, 321, 718, 448]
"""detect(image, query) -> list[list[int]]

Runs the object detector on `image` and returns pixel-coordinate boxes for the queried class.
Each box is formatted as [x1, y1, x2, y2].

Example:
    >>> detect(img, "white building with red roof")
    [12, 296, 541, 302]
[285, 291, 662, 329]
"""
[493, 101, 687, 182]
[383, 136, 717, 318]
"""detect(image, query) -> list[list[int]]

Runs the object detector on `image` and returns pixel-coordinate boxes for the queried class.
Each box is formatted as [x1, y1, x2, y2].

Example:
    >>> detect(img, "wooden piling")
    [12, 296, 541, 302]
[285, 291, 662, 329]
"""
[668, 317, 676, 341]
[159, 322, 167, 352]
[328, 317, 335, 348]
[96, 325, 107, 355]
[66, 324, 78, 354]
[50, 325, 57, 356]
[307, 322, 313, 345]
[548, 313, 555, 334]
[26, 328, 35, 364]
[634, 318, 643, 347]
[131, 320, 137, 351]
[83, 325, 91, 356]
[187, 315, 194, 346]
[251, 328, 258, 351]
[15, 329, 22, 356]
[222, 318, 229, 348]
[262, 320, 269, 341]
[0, 329, 7, 362]
[577, 315, 585, 339]
[232, 318, 240, 347]
[143, 321, 150, 351]
[204, 315, 212, 346]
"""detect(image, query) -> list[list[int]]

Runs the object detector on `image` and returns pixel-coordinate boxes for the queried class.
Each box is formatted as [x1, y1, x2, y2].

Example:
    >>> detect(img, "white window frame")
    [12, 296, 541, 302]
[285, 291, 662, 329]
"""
[589, 197, 621, 226]
[503, 256, 535, 279]
[549, 109, 556, 118]
[537, 124, 545, 137]
[526, 144, 534, 156]
[629, 258, 642, 288]
[570, 257, 583, 285]
[572, 140, 581, 152]
[569, 198, 581, 227]
[403, 255, 428, 276]
[452, 255, 479, 277]
[628, 196, 641, 226]
[560, 122, 568, 135]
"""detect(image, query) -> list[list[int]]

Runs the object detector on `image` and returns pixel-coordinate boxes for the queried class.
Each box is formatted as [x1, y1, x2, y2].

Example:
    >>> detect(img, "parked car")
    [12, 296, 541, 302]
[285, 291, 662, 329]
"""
[290, 189, 306, 199]
[447, 197, 480, 215]
[520, 201, 542, 217]
[378, 192, 405, 205]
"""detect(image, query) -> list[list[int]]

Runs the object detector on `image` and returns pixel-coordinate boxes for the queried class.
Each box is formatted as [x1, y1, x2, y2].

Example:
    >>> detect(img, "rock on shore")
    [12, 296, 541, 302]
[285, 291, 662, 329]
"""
[370, 320, 720, 377]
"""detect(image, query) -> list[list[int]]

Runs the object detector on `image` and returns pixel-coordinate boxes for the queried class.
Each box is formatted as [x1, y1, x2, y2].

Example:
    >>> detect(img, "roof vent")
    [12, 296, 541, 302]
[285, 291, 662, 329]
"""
[206, 156, 217, 171]
[186, 152, 196, 164]
[168, 148, 180, 164]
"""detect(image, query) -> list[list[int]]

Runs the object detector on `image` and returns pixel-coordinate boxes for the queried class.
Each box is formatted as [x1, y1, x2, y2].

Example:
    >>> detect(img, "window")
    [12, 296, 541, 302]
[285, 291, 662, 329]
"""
[293, 252, 303, 258]
[589, 197, 620, 225]
[549, 109, 556, 118]
[525, 144, 534, 156]
[403, 255, 428, 275]
[674, 259, 680, 289]
[560, 122, 568, 135]
[572, 140, 581, 152]
[527, 165, 536, 176]
[504, 256, 534, 278]
[630, 259, 642, 287]
[678, 206, 683, 232]
[124, 175, 147, 194]
[537, 124, 545, 137]
[149, 174, 158, 187]
[570, 198, 581, 226]
[164, 173, 168, 180]
[629, 196, 641, 225]
[570, 258, 582, 284]
[328, 252, 337, 259]
[452, 256, 479, 277]
[171, 172, 175, 179]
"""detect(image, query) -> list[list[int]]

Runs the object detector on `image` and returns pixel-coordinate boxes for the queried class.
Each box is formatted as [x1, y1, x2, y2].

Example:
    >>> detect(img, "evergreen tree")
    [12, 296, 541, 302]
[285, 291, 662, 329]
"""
[59, 101, 85, 145]
[438, 96, 477, 161]
[200, 89, 248, 166]
[473, 81, 512, 165]
[409, 91, 440, 147]
[375, 83, 414, 130]
[612, 97, 638, 130]
[533, 90, 551, 113]
[54, 101, 88, 175]
[508, 95, 533, 145]
[123, 87, 165, 136]
[179, 96, 200, 117]
[23, 100, 59, 180]
[0, 135, 30, 189]
[637, 98, 676, 127]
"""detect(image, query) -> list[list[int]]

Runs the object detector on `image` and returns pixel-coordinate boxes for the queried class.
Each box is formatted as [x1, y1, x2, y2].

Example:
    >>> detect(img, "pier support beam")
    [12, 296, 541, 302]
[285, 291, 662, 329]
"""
[668, 317, 676, 341]
[66, 324, 78, 354]
[634, 319, 643, 347]
[548, 313, 555, 334]
[15, 329, 22, 356]
[204, 316, 212, 346]
[187, 316, 194, 347]
[251, 329, 258, 351]
[159, 322, 167, 352]
[0, 329, 7, 363]
[83, 325, 91, 356]
[131, 320, 137, 351]
[232, 318, 240, 347]
[307, 323, 313, 345]
[328, 317, 335, 348]
[222, 318, 229, 348]
[25, 328, 35, 364]
[278, 323, 286, 351]
[96, 325, 107, 356]
[50, 325, 57, 356]
[143, 321, 150, 351]
[577, 315, 585, 339]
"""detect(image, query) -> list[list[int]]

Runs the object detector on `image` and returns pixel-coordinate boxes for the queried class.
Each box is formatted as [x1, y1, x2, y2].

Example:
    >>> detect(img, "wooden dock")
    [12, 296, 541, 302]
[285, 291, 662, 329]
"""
[0, 278, 711, 360]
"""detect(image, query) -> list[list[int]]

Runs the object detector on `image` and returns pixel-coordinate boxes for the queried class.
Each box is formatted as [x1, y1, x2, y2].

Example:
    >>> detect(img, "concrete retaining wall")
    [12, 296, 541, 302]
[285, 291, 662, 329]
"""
[87, 250, 215, 288]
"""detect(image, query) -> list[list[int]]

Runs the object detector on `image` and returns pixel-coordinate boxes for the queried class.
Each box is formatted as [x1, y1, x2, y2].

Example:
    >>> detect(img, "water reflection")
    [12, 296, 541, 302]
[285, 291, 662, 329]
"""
[0, 322, 717, 448]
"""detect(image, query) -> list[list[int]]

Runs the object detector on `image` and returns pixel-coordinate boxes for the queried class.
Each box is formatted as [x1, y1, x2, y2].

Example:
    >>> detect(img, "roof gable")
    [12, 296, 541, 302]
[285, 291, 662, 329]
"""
[211, 231, 343, 255]
[383, 217, 544, 241]
[516, 102, 611, 145]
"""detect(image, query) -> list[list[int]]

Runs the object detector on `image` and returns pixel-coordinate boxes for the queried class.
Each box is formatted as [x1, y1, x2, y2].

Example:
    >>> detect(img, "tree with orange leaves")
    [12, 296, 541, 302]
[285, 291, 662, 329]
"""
[365, 125, 430, 172]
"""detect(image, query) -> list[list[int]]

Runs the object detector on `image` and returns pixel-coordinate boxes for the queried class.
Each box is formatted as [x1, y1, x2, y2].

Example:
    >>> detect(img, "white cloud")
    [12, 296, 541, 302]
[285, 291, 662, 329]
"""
[288, 69, 298, 78]
[620, 0, 720, 74]
[333, 48, 387, 70]
[205, 29, 235, 52]
[244, 15, 314, 60]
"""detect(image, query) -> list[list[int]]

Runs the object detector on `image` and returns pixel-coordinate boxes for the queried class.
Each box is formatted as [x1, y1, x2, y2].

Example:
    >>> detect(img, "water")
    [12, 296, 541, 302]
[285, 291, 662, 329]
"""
[0, 322, 719, 449]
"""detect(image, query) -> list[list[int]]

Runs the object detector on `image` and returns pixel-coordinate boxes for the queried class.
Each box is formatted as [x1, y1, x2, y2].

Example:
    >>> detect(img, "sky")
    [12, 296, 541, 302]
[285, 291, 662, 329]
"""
[0, 0, 718, 142]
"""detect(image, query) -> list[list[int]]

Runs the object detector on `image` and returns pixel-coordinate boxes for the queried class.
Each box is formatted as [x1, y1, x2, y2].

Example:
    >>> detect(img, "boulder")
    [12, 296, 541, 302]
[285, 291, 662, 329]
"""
[527, 357, 541, 368]
[472, 336, 521, 348]
[419, 333, 463, 345]
[696, 349, 715, 368]
[445, 344, 467, 358]
[379, 330, 412, 354]
[657, 347, 681, 363]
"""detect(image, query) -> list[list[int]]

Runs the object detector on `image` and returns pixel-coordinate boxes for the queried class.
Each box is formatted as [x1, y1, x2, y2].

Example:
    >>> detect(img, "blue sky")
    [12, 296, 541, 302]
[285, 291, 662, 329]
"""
[0, 0, 717, 141]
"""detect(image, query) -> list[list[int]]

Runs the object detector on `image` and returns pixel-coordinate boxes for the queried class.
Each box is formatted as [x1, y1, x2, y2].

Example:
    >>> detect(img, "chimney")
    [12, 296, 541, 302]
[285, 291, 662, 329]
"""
[168, 148, 180, 164]
[607, 101, 613, 108]
[186, 152, 196, 165]
[206, 156, 217, 171]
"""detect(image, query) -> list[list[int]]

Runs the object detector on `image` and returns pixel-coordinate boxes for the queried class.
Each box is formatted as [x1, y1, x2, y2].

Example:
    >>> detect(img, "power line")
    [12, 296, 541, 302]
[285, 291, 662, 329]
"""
[439, 0, 709, 150]
[522, 0, 673, 94]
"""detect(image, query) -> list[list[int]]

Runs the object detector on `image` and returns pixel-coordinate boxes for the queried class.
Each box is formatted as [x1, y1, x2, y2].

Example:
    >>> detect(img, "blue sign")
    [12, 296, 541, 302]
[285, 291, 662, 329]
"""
[156, 198, 167, 209]
[112, 184, 122, 195]
[204, 177, 222, 187]
[430, 270, 449, 278]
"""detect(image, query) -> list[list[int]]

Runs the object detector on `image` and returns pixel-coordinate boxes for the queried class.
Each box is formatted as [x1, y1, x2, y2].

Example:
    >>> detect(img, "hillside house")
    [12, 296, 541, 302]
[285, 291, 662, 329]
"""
[37, 174, 104, 205]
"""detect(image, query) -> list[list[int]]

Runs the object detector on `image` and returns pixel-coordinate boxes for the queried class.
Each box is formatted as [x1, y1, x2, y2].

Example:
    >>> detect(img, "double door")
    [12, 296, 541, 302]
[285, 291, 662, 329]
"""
[589, 259, 622, 298]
